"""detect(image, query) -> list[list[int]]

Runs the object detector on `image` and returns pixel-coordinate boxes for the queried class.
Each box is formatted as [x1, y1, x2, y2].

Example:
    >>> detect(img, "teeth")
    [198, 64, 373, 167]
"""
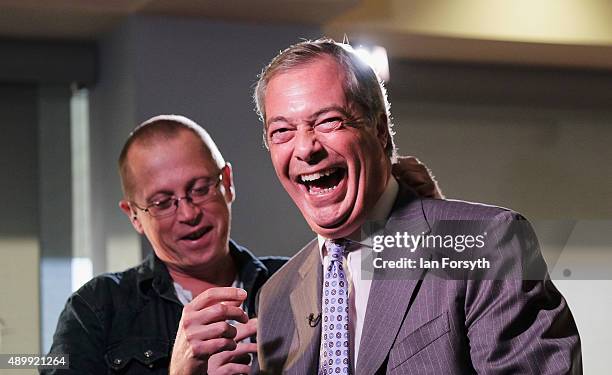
[308, 185, 339, 194]
[300, 168, 337, 182]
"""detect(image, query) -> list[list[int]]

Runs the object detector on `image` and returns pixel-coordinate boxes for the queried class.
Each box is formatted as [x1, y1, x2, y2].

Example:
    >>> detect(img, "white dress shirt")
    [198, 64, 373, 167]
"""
[318, 177, 399, 369]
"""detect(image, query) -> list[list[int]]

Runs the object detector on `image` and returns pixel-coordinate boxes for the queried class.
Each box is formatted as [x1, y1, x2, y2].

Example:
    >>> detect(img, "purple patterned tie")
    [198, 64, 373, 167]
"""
[320, 239, 350, 375]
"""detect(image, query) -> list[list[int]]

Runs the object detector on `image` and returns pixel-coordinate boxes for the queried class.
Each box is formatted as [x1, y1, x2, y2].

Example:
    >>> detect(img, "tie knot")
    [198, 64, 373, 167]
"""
[325, 239, 347, 260]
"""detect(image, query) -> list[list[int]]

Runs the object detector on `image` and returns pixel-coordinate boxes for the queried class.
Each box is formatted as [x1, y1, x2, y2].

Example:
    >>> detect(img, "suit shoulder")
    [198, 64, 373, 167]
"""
[419, 198, 527, 221]
[258, 256, 289, 276]
[259, 239, 317, 301]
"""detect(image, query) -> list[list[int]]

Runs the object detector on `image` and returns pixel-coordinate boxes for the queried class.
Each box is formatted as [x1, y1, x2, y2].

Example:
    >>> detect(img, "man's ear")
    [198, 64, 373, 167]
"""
[119, 200, 144, 234]
[221, 163, 235, 204]
[376, 113, 389, 149]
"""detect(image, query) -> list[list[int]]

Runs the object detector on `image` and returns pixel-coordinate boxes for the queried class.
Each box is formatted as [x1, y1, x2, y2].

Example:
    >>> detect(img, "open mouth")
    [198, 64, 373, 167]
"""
[298, 167, 346, 195]
[181, 226, 212, 241]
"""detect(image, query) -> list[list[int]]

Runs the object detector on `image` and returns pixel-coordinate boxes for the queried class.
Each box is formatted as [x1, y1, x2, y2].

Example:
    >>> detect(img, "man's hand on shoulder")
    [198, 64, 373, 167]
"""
[392, 156, 444, 199]
[169, 287, 248, 375]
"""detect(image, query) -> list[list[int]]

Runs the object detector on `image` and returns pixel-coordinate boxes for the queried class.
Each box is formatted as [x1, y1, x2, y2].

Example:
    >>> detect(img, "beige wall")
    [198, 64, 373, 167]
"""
[0, 84, 40, 374]
[0, 238, 39, 375]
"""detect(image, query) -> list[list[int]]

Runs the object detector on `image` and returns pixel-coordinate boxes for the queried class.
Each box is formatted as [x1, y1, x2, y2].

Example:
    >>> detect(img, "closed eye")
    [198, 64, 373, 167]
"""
[269, 126, 295, 144]
[151, 197, 174, 210]
[191, 185, 210, 197]
[315, 117, 343, 133]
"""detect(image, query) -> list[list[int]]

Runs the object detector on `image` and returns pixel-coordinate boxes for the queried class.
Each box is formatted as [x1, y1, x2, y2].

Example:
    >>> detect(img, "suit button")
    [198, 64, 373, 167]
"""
[144, 350, 153, 358]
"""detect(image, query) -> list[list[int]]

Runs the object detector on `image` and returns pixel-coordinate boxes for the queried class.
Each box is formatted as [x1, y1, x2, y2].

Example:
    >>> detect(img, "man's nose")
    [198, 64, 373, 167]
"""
[175, 197, 202, 224]
[294, 128, 324, 164]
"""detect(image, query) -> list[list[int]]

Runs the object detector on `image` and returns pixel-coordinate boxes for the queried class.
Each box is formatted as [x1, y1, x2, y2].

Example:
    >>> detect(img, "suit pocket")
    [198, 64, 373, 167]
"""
[388, 311, 450, 370]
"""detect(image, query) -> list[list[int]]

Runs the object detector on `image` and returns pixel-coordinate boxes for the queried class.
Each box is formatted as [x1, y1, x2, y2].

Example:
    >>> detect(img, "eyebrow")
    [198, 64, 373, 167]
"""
[144, 176, 216, 202]
[266, 115, 291, 128]
[266, 106, 351, 128]
[311, 106, 352, 120]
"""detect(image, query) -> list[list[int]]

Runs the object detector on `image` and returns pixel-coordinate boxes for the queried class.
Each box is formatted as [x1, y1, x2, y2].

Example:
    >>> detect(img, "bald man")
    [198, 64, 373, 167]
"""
[45, 115, 287, 374]
[45, 114, 442, 374]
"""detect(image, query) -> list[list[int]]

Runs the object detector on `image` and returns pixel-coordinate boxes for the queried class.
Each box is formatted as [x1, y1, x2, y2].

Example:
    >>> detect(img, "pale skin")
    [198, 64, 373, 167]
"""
[265, 56, 393, 239]
[169, 288, 256, 375]
[264, 57, 444, 241]
[117, 119, 440, 374]
[119, 129, 257, 374]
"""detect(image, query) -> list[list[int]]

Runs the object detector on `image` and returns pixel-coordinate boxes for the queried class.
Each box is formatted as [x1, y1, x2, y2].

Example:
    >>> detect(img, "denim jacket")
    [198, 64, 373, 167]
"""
[43, 240, 287, 374]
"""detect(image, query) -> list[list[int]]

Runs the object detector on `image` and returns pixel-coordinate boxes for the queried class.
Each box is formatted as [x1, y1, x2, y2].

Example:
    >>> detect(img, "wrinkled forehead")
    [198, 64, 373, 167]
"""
[264, 57, 353, 111]
[268, 55, 347, 92]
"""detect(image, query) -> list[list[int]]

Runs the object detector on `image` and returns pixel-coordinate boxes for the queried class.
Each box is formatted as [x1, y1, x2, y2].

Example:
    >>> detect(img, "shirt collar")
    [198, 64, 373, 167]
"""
[136, 252, 178, 303]
[137, 239, 268, 303]
[317, 176, 399, 258]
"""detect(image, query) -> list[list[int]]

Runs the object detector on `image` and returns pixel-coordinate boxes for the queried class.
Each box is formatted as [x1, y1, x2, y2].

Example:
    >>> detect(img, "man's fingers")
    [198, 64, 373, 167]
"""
[209, 342, 257, 366]
[191, 337, 237, 358]
[230, 343, 257, 365]
[207, 343, 257, 374]
[391, 155, 444, 199]
[396, 155, 420, 165]
[393, 157, 427, 180]
[202, 304, 248, 324]
[234, 318, 257, 342]
[212, 362, 251, 375]
[220, 300, 244, 308]
[232, 342, 257, 358]
[189, 287, 247, 311]
[182, 304, 248, 329]
[182, 321, 238, 342]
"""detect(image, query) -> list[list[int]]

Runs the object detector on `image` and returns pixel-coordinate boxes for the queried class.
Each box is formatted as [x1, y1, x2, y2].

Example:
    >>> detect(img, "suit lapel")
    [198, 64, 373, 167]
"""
[357, 278, 420, 374]
[356, 186, 432, 374]
[286, 241, 322, 372]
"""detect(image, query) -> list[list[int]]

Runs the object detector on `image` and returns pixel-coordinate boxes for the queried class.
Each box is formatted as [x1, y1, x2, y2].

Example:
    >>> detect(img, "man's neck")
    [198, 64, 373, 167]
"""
[167, 255, 237, 298]
[317, 176, 399, 249]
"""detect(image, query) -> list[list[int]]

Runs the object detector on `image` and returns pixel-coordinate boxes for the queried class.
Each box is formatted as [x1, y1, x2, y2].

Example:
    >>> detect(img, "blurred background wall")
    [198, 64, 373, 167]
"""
[0, 1, 610, 373]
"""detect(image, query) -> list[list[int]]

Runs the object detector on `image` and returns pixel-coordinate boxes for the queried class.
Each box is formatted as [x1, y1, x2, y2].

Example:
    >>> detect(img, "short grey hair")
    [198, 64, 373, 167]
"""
[253, 38, 396, 161]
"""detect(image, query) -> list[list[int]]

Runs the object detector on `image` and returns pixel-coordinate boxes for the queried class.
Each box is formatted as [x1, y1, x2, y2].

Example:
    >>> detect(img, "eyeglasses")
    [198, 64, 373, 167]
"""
[130, 171, 223, 218]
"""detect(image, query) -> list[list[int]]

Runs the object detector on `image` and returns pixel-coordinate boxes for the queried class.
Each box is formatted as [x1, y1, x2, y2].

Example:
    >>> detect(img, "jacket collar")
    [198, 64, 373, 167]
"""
[228, 240, 270, 316]
[136, 252, 178, 304]
[136, 239, 268, 310]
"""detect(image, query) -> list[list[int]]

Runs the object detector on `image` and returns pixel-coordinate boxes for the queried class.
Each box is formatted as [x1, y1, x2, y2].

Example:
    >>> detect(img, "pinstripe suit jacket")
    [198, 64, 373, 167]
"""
[257, 187, 582, 374]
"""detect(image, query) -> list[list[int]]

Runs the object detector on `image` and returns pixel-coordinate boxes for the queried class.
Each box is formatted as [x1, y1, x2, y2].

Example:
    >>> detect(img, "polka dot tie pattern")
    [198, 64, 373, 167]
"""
[320, 239, 350, 375]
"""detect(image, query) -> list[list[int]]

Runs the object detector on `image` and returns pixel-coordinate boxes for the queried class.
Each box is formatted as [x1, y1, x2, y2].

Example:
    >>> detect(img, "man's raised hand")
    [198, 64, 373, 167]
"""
[169, 287, 248, 375]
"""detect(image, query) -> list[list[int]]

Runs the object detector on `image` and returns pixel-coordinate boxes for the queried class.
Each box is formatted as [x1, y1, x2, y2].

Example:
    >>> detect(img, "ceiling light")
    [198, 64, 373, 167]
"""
[355, 45, 390, 82]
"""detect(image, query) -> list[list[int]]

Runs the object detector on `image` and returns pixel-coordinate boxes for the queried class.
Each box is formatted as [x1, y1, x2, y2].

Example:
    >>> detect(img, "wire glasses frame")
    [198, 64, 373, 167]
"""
[130, 169, 224, 218]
